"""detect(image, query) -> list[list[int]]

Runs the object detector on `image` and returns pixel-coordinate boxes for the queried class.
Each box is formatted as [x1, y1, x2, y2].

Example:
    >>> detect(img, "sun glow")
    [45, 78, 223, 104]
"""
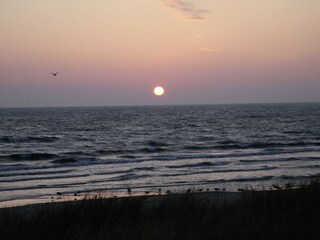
[153, 86, 165, 96]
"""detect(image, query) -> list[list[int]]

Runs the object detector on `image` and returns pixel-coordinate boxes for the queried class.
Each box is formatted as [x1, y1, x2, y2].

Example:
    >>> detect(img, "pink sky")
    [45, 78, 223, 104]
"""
[0, 0, 319, 107]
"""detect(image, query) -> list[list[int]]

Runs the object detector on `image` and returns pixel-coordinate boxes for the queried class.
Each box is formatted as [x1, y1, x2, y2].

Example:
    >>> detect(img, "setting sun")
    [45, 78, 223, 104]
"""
[153, 86, 164, 96]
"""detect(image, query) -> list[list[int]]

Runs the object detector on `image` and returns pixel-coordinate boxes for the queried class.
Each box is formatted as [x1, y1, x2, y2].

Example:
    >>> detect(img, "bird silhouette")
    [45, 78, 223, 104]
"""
[127, 186, 132, 194]
[51, 72, 59, 77]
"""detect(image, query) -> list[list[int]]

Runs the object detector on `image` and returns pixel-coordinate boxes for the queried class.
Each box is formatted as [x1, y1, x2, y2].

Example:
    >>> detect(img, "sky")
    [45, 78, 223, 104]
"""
[0, 0, 319, 107]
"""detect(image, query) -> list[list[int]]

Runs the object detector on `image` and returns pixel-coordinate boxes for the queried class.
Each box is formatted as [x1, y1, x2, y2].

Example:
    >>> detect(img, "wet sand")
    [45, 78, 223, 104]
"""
[0, 190, 243, 209]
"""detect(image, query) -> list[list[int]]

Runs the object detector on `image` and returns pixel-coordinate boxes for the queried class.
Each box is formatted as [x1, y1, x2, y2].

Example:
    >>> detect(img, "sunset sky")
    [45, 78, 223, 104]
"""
[0, 0, 319, 107]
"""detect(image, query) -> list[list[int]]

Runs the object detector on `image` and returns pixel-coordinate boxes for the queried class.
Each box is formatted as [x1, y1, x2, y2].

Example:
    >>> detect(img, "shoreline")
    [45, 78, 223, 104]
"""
[1, 180, 308, 209]
[1, 183, 319, 240]
[0, 190, 242, 209]
[0, 186, 300, 210]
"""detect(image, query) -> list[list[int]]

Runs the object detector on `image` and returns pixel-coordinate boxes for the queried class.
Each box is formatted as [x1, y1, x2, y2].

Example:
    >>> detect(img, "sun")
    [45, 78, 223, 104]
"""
[153, 86, 164, 96]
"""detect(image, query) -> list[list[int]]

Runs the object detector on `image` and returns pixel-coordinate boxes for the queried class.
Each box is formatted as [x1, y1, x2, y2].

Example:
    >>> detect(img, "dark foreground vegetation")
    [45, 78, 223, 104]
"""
[1, 182, 320, 240]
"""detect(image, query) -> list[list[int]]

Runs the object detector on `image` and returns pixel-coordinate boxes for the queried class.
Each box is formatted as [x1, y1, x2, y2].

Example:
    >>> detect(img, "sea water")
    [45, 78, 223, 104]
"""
[0, 103, 320, 202]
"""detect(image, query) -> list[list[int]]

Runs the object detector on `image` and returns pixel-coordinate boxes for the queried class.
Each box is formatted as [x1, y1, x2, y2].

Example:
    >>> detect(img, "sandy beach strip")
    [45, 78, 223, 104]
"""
[0, 190, 245, 209]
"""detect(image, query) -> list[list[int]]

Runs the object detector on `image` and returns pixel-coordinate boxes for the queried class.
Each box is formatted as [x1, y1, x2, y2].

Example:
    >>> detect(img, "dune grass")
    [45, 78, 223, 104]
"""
[1, 182, 320, 240]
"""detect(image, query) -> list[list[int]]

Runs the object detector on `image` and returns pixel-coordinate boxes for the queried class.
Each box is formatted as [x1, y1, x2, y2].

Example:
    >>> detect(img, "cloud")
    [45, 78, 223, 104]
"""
[199, 48, 219, 53]
[161, 0, 209, 20]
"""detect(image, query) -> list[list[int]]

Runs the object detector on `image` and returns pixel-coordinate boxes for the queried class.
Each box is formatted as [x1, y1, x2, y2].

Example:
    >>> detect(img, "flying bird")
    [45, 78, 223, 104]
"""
[51, 72, 59, 77]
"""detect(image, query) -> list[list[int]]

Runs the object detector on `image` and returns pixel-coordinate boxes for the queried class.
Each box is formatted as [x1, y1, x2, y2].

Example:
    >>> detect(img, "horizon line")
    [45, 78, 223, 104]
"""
[0, 101, 319, 109]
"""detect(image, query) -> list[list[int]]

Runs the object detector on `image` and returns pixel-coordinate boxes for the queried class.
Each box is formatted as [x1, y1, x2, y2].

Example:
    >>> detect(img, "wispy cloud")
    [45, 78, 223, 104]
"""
[161, 0, 209, 21]
[199, 48, 219, 53]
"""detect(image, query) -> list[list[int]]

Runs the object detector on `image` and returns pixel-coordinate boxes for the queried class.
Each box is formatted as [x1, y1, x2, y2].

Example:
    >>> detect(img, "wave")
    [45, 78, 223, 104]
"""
[239, 156, 320, 164]
[0, 173, 90, 183]
[133, 167, 154, 171]
[110, 173, 152, 181]
[147, 141, 168, 147]
[51, 158, 79, 164]
[184, 146, 214, 151]
[0, 164, 51, 172]
[217, 140, 238, 145]
[0, 157, 98, 172]
[0, 153, 60, 161]
[0, 169, 73, 178]
[239, 142, 320, 148]
[147, 148, 320, 163]
[166, 161, 229, 169]
[95, 148, 320, 165]
[183, 142, 320, 151]
[93, 169, 134, 176]
[230, 176, 274, 182]
[0, 136, 60, 143]
[0, 182, 86, 192]
[299, 164, 320, 169]
[160, 166, 277, 178]
[246, 115, 264, 118]
[152, 155, 178, 161]
[280, 173, 320, 180]
[93, 147, 167, 155]
[140, 147, 167, 153]
[110, 173, 140, 181]
[0, 157, 138, 172]
[94, 149, 135, 155]
[1, 147, 319, 172]
[119, 155, 137, 159]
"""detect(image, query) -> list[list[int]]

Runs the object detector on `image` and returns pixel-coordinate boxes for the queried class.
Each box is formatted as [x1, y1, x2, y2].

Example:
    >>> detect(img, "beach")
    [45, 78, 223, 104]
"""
[0, 188, 242, 209]
[1, 182, 319, 240]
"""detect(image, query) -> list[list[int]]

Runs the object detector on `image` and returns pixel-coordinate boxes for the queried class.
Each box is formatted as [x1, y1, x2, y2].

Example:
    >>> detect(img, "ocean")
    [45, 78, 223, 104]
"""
[0, 103, 320, 203]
